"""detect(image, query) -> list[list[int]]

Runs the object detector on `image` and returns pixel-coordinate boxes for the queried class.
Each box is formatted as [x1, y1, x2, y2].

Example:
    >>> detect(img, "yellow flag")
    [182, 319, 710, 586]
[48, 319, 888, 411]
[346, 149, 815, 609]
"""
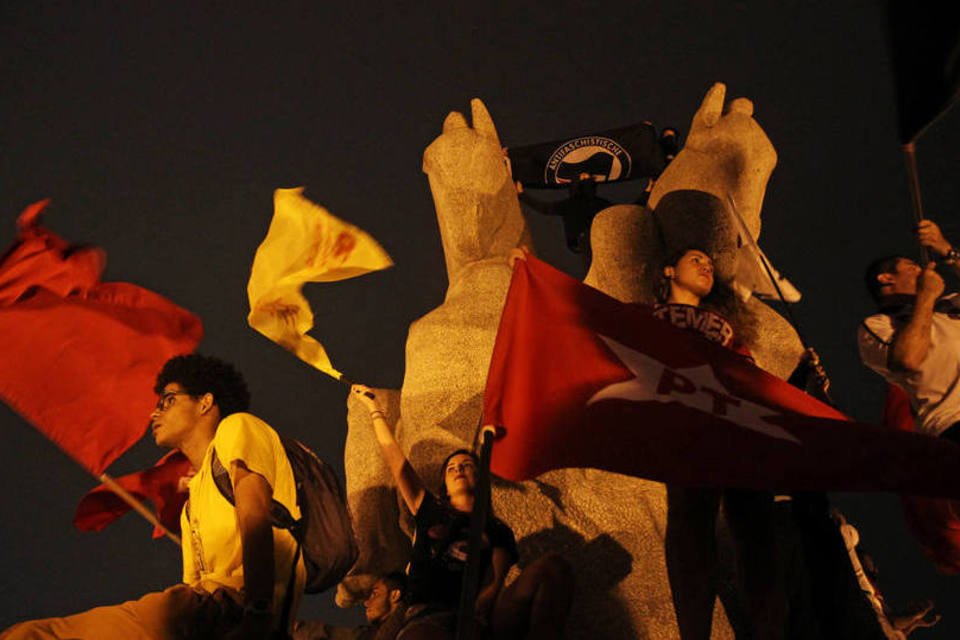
[247, 188, 393, 379]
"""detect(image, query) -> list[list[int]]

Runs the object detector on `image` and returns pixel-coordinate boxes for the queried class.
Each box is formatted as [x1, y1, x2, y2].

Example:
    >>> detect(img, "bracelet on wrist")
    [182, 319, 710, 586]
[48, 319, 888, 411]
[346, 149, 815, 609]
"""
[944, 247, 960, 264]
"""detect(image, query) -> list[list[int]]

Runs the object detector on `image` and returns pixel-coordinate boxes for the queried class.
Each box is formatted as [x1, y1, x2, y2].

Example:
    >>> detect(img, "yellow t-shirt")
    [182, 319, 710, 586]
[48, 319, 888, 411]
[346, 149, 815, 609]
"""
[180, 412, 304, 613]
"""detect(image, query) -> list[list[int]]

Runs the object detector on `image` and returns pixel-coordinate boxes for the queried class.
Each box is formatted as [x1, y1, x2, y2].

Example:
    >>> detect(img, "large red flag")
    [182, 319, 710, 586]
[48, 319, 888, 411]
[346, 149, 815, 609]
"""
[74, 450, 192, 538]
[483, 256, 960, 497]
[0, 200, 203, 475]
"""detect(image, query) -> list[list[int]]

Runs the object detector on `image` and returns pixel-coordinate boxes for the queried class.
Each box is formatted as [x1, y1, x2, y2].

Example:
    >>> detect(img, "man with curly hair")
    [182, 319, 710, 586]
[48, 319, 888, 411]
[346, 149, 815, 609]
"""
[2, 354, 303, 640]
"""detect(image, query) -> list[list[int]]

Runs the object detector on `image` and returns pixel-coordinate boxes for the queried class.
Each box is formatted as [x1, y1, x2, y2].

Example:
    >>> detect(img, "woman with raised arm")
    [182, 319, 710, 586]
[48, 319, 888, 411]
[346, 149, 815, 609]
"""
[351, 385, 572, 640]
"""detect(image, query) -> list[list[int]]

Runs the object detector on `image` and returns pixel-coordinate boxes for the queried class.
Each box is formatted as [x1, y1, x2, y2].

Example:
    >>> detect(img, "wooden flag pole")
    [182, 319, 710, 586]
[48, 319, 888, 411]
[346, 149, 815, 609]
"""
[338, 373, 375, 399]
[38, 433, 183, 546]
[902, 142, 932, 264]
[98, 472, 181, 546]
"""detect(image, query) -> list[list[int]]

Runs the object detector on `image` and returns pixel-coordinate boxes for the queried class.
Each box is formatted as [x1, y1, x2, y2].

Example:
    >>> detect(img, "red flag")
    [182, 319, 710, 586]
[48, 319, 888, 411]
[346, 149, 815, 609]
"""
[483, 256, 960, 497]
[883, 384, 960, 574]
[74, 450, 192, 538]
[0, 200, 203, 475]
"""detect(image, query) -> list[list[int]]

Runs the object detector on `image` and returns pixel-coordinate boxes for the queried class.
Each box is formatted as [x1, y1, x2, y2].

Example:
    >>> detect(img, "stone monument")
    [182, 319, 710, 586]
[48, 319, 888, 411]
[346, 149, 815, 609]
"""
[341, 85, 803, 638]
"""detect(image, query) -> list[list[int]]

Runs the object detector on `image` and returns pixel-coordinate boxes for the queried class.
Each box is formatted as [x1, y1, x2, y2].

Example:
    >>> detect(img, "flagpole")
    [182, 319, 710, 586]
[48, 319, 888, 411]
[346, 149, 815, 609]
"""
[38, 429, 184, 546]
[337, 374, 375, 399]
[455, 424, 497, 640]
[726, 197, 807, 341]
[902, 142, 931, 264]
[98, 472, 182, 546]
[727, 197, 834, 404]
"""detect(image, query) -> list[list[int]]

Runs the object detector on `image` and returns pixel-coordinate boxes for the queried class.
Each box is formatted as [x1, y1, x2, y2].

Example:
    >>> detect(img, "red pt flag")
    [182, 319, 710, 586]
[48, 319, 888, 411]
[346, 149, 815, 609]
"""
[0, 200, 203, 475]
[483, 256, 960, 498]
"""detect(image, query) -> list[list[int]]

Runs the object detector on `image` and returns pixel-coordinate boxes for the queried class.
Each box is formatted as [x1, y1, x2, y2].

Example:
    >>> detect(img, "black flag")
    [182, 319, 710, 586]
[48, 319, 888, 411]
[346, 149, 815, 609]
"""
[886, 2, 960, 143]
[508, 123, 668, 188]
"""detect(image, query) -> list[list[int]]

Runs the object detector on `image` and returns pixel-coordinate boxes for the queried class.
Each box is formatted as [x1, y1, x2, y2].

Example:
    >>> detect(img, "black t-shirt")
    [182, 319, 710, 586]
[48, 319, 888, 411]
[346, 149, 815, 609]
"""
[407, 492, 519, 609]
[651, 302, 752, 358]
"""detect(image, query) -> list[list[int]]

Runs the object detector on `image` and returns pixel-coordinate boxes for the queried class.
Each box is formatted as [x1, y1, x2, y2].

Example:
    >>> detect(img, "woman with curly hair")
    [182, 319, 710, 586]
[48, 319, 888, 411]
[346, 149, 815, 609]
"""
[653, 247, 784, 640]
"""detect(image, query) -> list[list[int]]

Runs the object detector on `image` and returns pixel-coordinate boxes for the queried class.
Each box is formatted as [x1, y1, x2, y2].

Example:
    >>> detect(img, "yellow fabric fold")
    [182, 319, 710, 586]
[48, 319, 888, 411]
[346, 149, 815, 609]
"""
[247, 187, 393, 379]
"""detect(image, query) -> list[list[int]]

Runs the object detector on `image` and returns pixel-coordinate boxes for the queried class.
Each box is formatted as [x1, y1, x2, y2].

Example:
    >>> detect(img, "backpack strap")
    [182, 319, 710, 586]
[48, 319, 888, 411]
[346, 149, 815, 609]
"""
[210, 447, 235, 503]
[210, 448, 301, 532]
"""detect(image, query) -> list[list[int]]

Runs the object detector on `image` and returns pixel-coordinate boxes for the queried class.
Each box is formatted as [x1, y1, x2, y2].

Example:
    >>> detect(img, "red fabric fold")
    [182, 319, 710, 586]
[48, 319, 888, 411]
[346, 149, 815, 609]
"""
[0, 200, 203, 475]
[483, 256, 960, 498]
[74, 450, 192, 538]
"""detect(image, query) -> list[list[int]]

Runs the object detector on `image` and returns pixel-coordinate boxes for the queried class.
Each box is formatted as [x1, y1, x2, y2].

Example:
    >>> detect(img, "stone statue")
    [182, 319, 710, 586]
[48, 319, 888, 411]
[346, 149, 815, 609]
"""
[340, 86, 803, 638]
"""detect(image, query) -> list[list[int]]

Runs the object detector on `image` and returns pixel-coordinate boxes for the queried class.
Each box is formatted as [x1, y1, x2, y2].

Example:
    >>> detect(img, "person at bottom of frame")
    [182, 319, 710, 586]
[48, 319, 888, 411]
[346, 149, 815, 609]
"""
[293, 572, 410, 640]
[654, 247, 786, 640]
[351, 384, 573, 640]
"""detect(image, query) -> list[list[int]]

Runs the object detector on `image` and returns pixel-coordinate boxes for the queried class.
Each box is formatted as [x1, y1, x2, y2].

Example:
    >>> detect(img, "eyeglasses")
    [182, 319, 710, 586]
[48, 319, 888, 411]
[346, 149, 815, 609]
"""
[154, 391, 193, 412]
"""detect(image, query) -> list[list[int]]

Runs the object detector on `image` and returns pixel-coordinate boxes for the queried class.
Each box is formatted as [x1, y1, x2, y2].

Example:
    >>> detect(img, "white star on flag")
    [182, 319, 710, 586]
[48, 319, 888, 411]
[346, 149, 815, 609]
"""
[587, 335, 801, 444]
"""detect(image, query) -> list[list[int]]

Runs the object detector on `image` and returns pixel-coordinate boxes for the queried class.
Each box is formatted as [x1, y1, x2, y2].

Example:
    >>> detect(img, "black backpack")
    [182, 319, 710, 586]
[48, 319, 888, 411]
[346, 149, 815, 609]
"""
[210, 436, 358, 594]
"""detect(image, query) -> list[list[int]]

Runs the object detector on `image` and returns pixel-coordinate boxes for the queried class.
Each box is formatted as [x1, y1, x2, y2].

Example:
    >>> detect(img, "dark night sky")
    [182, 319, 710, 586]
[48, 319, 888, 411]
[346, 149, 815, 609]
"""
[1, 2, 958, 634]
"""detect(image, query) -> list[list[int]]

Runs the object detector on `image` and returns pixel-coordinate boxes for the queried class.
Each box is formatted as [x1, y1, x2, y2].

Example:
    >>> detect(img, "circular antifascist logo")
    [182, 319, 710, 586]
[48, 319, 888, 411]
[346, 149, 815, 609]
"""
[544, 136, 632, 185]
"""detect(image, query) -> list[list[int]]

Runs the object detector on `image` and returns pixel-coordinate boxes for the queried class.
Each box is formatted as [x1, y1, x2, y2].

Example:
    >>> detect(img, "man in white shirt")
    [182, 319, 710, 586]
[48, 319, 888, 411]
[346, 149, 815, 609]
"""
[858, 220, 960, 440]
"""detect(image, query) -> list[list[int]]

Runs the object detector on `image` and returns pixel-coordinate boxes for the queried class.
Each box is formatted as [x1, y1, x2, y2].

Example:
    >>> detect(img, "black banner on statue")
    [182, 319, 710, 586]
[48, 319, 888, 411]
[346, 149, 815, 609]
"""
[508, 122, 668, 189]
